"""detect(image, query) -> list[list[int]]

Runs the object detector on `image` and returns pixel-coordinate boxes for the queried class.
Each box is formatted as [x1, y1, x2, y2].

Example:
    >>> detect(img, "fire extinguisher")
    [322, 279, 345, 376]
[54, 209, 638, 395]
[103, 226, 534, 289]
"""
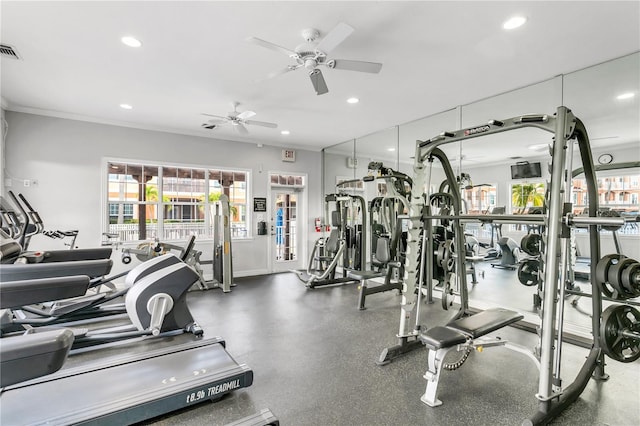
[315, 218, 321, 232]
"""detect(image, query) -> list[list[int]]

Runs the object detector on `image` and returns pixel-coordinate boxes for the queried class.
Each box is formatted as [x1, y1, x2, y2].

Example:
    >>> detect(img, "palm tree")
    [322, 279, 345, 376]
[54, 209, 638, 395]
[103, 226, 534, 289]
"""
[206, 192, 238, 218]
[145, 185, 171, 221]
[512, 183, 545, 210]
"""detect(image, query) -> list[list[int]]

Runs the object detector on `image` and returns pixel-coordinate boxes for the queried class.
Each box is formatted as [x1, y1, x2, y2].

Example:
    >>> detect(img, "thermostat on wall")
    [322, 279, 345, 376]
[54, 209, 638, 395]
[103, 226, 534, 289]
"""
[282, 149, 296, 162]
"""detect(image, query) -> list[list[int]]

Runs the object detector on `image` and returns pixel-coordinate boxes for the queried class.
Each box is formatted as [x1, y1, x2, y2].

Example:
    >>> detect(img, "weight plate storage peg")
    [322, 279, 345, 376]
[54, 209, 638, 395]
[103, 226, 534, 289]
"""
[595, 254, 623, 298]
[621, 261, 640, 298]
[517, 259, 540, 287]
[599, 304, 640, 363]
[520, 233, 542, 257]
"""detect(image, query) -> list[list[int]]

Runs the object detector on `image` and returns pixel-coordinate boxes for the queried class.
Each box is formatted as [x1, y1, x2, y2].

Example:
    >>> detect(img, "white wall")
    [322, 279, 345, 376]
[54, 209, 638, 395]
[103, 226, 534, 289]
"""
[3, 111, 322, 277]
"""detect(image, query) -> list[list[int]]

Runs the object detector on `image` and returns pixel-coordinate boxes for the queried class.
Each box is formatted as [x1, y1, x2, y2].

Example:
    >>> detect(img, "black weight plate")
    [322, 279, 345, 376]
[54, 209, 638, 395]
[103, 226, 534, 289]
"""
[599, 304, 640, 363]
[608, 258, 638, 300]
[441, 273, 455, 310]
[521, 233, 542, 257]
[595, 254, 621, 284]
[595, 254, 622, 298]
[518, 259, 540, 287]
[621, 262, 640, 297]
[437, 242, 447, 268]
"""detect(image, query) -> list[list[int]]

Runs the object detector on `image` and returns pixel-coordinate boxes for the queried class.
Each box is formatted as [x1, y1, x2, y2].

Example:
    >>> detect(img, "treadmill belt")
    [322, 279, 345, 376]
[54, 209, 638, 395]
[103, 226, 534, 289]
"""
[1, 338, 253, 425]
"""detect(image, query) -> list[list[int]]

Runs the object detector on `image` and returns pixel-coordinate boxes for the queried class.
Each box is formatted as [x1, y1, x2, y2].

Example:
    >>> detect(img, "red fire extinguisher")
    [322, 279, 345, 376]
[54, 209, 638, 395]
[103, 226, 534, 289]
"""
[315, 218, 322, 232]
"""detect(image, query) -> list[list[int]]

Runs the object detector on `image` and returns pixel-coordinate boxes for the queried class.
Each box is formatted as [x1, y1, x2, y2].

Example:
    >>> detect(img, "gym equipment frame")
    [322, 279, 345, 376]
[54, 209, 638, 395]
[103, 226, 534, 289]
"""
[381, 106, 637, 425]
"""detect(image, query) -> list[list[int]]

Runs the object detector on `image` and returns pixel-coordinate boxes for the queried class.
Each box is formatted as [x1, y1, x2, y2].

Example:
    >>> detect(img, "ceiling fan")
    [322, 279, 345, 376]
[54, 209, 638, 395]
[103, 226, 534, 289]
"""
[201, 102, 278, 135]
[248, 22, 383, 95]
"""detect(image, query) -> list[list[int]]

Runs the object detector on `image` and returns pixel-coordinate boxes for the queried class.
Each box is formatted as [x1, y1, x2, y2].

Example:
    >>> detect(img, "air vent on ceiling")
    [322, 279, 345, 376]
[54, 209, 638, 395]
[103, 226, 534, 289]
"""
[0, 44, 21, 60]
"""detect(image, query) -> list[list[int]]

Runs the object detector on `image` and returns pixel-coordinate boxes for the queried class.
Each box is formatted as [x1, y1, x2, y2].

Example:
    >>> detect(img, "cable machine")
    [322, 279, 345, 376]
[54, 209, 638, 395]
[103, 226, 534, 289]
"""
[194, 194, 234, 292]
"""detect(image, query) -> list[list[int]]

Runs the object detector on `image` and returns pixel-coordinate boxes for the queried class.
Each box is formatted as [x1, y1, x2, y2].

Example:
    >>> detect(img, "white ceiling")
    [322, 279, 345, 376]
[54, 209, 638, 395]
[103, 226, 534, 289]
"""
[1, 1, 639, 154]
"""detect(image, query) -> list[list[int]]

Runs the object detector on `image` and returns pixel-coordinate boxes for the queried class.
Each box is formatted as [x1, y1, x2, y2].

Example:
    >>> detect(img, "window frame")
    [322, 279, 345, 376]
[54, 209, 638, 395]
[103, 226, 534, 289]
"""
[103, 158, 251, 242]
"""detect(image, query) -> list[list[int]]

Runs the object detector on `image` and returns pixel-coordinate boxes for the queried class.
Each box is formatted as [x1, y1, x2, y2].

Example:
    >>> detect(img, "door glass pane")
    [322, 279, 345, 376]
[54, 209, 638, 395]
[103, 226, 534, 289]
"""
[275, 192, 297, 261]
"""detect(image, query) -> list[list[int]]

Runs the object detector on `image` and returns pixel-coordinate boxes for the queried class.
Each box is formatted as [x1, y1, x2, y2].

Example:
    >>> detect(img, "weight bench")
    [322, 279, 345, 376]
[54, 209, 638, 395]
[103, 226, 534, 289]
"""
[418, 308, 525, 407]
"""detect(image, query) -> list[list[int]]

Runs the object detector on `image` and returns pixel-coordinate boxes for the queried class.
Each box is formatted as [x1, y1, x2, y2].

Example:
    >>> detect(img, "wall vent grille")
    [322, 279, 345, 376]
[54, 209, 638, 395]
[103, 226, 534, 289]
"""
[0, 44, 21, 60]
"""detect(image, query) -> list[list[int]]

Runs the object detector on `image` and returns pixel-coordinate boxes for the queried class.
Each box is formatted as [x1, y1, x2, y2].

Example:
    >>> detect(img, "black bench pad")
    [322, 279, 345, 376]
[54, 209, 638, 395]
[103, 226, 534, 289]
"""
[419, 326, 467, 351]
[447, 308, 523, 338]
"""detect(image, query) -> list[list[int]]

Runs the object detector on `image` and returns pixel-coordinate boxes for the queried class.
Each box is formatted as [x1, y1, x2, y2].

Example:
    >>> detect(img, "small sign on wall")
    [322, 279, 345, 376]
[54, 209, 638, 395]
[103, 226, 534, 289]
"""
[282, 149, 296, 162]
[253, 197, 267, 212]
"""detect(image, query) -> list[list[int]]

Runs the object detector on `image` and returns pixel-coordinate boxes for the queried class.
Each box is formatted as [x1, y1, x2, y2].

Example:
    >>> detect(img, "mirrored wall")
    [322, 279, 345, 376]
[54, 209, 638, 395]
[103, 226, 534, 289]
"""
[321, 52, 639, 328]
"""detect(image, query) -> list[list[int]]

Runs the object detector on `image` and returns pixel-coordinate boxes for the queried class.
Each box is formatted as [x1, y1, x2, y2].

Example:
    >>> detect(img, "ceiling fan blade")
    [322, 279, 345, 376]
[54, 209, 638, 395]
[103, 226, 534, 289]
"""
[245, 120, 278, 128]
[235, 123, 249, 135]
[309, 69, 328, 95]
[247, 37, 298, 57]
[331, 59, 382, 74]
[201, 113, 228, 120]
[254, 66, 299, 82]
[315, 22, 354, 54]
[237, 110, 256, 120]
[205, 118, 228, 125]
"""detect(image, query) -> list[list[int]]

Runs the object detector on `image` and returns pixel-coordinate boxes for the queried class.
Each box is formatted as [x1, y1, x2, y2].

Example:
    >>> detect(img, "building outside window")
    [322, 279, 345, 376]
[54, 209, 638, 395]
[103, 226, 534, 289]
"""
[106, 161, 249, 241]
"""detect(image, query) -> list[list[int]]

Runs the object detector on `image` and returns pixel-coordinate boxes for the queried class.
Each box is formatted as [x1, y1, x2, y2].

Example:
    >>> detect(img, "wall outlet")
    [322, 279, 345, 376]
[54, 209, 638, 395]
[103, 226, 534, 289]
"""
[23, 179, 30, 187]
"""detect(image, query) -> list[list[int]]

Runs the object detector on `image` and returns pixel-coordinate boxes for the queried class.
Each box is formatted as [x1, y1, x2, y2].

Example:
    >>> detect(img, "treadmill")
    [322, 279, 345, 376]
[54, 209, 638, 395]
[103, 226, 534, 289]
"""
[1, 336, 253, 425]
[1, 272, 254, 425]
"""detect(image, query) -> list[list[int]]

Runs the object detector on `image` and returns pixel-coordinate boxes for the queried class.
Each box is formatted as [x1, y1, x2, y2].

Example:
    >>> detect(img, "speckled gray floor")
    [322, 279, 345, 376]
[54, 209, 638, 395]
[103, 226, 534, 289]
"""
[134, 265, 640, 426]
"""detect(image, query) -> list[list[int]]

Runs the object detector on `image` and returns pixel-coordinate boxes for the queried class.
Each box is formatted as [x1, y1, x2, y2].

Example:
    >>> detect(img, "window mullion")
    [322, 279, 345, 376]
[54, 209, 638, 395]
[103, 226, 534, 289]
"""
[158, 166, 164, 239]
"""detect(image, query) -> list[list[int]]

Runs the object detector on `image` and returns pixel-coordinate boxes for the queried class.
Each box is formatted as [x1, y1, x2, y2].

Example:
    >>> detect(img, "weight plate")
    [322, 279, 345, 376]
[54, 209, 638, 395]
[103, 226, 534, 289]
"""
[441, 273, 456, 310]
[517, 259, 540, 287]
[595, 254, 621, 283]
[607, 258, 637, 300]
[436, 242, 446, 268]
[599, 304, 640, 363]
[595, 254, 622, 298]
[444, 239, 455, 254]
[521, 233, 542, 257]
[621, 262, 640, 298]
[599, 209, 622, 232]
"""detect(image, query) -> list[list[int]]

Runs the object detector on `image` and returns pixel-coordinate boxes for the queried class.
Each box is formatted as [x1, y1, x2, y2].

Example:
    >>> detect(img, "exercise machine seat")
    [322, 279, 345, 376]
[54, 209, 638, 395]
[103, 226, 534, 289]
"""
[447, 308, 523, 338]
[419, 326, 467, 351]
[419, 308, 524, 350]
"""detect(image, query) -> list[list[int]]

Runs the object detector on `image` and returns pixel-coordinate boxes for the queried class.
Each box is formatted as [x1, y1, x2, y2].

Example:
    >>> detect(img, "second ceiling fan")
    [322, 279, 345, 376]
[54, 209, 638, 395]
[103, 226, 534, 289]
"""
[201, 102, 278, 135]
[248, 22, 383, 95]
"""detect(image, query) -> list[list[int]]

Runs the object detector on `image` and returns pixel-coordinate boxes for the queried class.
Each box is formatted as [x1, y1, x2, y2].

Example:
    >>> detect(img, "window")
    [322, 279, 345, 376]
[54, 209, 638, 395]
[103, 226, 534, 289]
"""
[106, 160, 250, 241]
[572, 172, 639, 234]
[510, 182, 545, 214]
[461, 184, 497, 214]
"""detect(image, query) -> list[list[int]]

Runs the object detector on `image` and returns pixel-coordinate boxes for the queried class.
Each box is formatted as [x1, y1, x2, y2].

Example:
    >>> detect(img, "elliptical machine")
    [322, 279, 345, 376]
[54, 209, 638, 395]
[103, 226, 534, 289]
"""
[3, 253, 203, 349]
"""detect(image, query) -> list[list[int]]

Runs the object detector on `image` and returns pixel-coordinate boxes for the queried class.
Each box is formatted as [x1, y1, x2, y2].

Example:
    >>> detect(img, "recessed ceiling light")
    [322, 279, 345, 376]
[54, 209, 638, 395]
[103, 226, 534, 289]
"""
[347, 97, 359, 104]
[121, 36, 142, 48]
[616, 92, 635, 100]
[119, 103, 133, 110]
[503, 16, 527, 30]
[281, 130, 290, 135]
[387, 147, 396, 152]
